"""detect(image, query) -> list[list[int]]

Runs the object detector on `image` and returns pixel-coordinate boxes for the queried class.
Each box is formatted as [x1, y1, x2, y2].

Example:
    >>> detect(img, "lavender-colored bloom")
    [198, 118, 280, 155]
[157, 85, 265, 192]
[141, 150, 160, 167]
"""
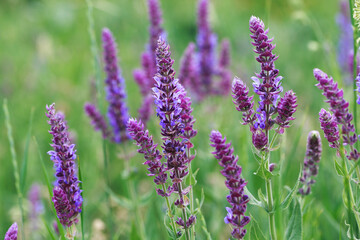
[46, 103, 82, 227]
[232, 77, 255, 125]
[276, 90, 297, 131]
[252, 129, 268, 150]
[299, 131, 322, 196]
[148, 0, 165, 63]
[4, 222, 18, 240]
[84, 103, 111, 139]
[179, 43, 202, 100]
[319, 109, 340, 149]
[153, 38, 195, 227]
[127, 118, 171, 197]
[28, 184, 44, 232]
[314, 68, 358, 160]
[197, 0, 217, 93]
[250, 16, 283, 131]
[210, 131, 250, 240]
[102, 28, 130, 143]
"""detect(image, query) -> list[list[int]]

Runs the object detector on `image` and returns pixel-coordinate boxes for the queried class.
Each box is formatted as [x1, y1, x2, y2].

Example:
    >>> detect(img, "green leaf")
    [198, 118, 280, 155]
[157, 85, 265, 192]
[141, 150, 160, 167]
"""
[249, 214, 266, 240]
[279, 168, 301, 210]
[195, 199, 212, 240]
[244, 186, 262, 208]
[254, 160, 273, 180]
[163, 214, 177, 239]
[194, 188, 205, 215]
[334, 159, 345, 177]
[139, 190, 154, 206]
[20, 108, 34, 194]
[130, 219, 142, 240]
[257, 188, 268, 211]
[285, 199, 303, 240]
[42, 217, 57, 240]
[106, 187, 133, 209]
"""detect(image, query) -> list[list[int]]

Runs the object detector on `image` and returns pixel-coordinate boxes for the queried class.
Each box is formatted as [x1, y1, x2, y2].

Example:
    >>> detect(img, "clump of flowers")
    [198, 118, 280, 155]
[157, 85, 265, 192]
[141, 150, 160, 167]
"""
[299, 131, 322, 196]
[85, 28, 130, 143]
[179, 0, 232, 100]
[230, 16, 297, 240]
[314, 68, 358, 160]
[128, 38, 196, 239]
[133, 0, 166, 124]
[210, 130, 250, 239]
[4, 222, 18, 240]
[46, 103, 82, 237]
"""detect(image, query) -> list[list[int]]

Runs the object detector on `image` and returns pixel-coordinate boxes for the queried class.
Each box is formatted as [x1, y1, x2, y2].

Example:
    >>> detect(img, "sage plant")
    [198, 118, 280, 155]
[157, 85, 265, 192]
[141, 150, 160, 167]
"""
[314, 68, 360, 238]
[128, 38, 197, 240]
[85, 28, 130, 143]
[210, 131, 250, 239]
[46, 103, 82, 239]
[179, 0, 232, 100]
[4, 222, 18, 240]
[231, 16, 297, 239]
[299, 131, 322, 196]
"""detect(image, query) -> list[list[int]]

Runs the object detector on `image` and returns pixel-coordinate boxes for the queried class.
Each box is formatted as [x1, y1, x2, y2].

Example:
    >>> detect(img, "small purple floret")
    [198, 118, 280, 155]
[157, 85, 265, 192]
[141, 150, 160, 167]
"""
[319, 109, 340, 149]
[84, 103, 111, 139]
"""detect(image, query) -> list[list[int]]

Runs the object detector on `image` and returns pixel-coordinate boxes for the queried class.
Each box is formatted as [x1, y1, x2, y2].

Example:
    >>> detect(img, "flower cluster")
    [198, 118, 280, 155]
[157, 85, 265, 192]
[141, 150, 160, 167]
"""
[232, 16, 297, 150]
[85, 28, 130, 143]
[4, 222, 18, 240]
[179, 0, 232, 100]
[314, 68, 358, 160]
[299, 131, 322, 196]
[133, 0, 166, 124]
[127, 118, 170, 196]
[46, 103, 83, 227]
[319, 109, 340, 149]
[210, 131, 250, 239]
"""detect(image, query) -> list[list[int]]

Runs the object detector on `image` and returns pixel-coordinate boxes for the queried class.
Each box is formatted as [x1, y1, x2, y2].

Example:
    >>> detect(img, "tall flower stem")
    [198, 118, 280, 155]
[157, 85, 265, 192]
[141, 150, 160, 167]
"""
[349, 0, 359, 148]
[175, 168, 191, 240]
[265, 178, 277, 240]
[161, 183, 178, 239]
[187, 147, 195, 240]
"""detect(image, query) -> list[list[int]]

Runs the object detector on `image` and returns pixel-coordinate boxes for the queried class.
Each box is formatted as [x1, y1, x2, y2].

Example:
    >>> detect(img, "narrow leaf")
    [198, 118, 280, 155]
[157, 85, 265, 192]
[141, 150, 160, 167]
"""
[249, 214, 266, 240]
[279, 167, 301, 210]
[334, 159, 345, 177]
[244, 186, 262, 208]
[42, 217, 57, 240]
[285, 200, 302, 240]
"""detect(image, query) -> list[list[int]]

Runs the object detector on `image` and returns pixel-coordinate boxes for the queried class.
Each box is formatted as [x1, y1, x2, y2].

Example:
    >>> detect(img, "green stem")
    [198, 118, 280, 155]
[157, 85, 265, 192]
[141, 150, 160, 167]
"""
[102, 141, 113, 236]
[265, 178, 277, 240]
[175, 169, 190, 240]
[161, 184, 178, 240]
[187, 147, 195, 240]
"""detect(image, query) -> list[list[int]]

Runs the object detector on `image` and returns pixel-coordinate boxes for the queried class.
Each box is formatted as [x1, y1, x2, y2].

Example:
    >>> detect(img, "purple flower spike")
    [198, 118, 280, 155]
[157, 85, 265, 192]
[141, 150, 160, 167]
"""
[210, 130, 250, 240]
[84, 103, 111, 139]
[197, 0, 217, 93]
[319, 109, 340, 149]
[232, 77, 255, 125]
[148, 0, 165, 61]
[249, 16, 283, 131]
[102, 28, 130, 143]
[127, 118, 171, 196]
[314, 68, 358, 160]
[252, 129, 268, 150]
[179, 43, 202, 100]
[153, 38, 195, 227]
[299, 131, 322, 196]
[46, 103, 83, 227]
[276, 90, 297, 131]
[4, 222, 18, 240]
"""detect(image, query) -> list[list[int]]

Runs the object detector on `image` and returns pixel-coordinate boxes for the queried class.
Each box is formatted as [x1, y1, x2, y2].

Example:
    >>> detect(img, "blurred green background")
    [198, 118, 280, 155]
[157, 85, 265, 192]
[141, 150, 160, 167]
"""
[0, 0, 351, 239]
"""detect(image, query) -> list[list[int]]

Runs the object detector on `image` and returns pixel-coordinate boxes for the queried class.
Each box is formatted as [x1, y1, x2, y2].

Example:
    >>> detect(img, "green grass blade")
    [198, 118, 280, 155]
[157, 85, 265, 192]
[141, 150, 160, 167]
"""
[78, 156, 85, 240]
[20, 107, 34, 194]
[33, 137, 66, 240]
[42, 217, 57, 240]
[3, 99, 25, 240]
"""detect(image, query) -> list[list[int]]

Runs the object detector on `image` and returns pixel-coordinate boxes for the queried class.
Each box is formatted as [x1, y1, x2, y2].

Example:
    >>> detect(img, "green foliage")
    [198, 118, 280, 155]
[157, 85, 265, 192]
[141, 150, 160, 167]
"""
[285, 200, 303, 240]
